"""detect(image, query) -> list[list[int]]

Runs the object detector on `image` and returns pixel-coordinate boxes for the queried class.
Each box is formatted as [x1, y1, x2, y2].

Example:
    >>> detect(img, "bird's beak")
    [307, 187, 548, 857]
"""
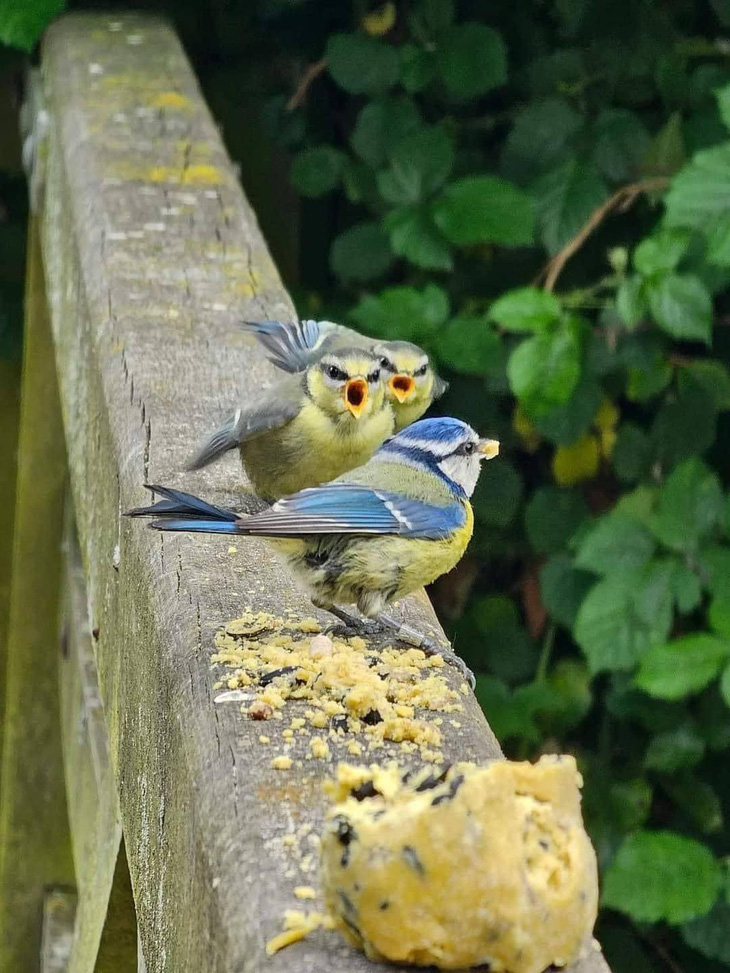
[344, 378, 368, 418]
[478, 438, 500, 459]
[389, 373, 416, 403]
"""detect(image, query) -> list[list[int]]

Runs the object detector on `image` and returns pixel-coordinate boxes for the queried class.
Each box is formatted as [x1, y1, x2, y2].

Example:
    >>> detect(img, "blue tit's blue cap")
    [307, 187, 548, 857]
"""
[383, 416, 477, 456]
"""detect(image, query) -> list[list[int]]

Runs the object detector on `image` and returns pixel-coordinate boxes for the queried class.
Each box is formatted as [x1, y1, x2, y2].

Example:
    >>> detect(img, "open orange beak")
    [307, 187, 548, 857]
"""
[478, 438, 500, 460]
[389, 373, 416, 403]
[344, 378, 368, 418]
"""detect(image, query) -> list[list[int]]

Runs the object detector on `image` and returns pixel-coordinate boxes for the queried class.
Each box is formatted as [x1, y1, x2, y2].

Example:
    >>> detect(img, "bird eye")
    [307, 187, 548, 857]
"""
[326, 364, 345, 381]
[415, 364, 429, 377]
[368, 368, 381, 383]
[463, 441, 475, 455]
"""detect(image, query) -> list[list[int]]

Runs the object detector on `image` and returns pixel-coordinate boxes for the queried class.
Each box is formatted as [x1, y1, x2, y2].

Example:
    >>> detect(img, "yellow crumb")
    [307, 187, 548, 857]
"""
[271, 756, 293, 771]
[310, 737, 331, 760]
[227, 545, 237, 554]
[265, 911, 335, 956]
[293, 886, 317, 900]
[259, 735, 270, 744]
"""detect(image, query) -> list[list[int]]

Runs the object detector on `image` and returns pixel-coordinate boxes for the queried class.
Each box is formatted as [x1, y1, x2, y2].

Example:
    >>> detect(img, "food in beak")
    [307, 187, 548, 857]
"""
[478, 438, 500, 459]
[345, 378, 368, 417]
[389, 374, 416, 403]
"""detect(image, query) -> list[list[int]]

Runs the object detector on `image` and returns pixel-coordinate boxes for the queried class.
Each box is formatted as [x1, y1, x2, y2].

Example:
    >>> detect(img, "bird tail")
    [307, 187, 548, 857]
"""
[239, 319, 320, 373]
[125, 484, 242, 534]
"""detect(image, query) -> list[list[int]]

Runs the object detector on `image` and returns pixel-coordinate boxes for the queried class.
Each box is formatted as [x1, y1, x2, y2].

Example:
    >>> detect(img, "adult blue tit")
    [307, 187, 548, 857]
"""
[239, 319, 448, 432]
[128, 417, 499, 683]
[187, 348, 394, 500]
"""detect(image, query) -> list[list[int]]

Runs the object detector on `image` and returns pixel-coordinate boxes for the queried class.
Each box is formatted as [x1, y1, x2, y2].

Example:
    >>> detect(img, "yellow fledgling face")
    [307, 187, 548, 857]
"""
[373, 342, 446, 423]
[307, 350, 387, 421]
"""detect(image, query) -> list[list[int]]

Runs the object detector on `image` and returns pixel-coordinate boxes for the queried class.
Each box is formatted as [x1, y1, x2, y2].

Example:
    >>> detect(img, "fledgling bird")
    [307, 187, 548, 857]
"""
[128, 417, 499, 684]
[239, 319, 448, 431]
[187, 348, 394, 500]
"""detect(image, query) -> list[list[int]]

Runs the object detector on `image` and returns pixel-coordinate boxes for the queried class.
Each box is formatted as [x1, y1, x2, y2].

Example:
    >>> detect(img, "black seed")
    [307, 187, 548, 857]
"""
[539, 839, 549, 851]
[379, 900, 390, 911]
[362, 709, 383, 725]
[338, 889, 356, 915]
[431, 773, 464, 806]
[402, 845, 425, 875]
[331, 714, 349, 733]
[333, 815, 356, 846]
[259, 665, 298, 687]
[340, 847, 350, 868]
[351, 781, 379, 801]
[415, 764, 451, 792]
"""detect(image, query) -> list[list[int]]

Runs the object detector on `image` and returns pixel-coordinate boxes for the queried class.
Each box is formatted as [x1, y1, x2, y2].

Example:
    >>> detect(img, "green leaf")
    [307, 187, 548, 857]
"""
[650, 458, 723, 552]
[634, 228, 691, 276]
[290, 146, 346, 198]
[636, 634, 730, 700]
[710, 589, 730, 638]
[435, 314, 501, 374]
[644, 722, 706, 772]
[681, 360, 730, 410]
[540, 555, 594, 628]
[469, 596, 535, 682]
[330, 222, 394, 282]
[474, 675, 540, 742]
[576, 514, 656, 576]
[507, 322, 582, 417]
[670, 561, 703, 613]
[575, 564, 674, 674]
[721, 663, 730, 706]
[350, 283, 449, 341]
[648, 273, 712, 344]
[613, 423, 652, 483]
[603, 831, 720, 924]
[433, 176, 535, 247]
[377, 125, 454, 205]
[532, 373, 603, 446]
[489, 288, 561, 333]
[682, 900, 730, 963]
[641, 112, 686, 177]
[663, 772, 724, 834]
[616, 277, 648, 330]
[592, 109, 651, 183]
[326, 33, 400, 95]
[665, 142, 730, 231]
[546, 659, 592, 731]
[652, 383, 717, 468]
[525, 487, 589, 554]
[400, 44, 436, 93]
[0, 0, 64, 49]
[501, 98, 582, 186]
[531, 156, 608, 255]
[705, 216, 730, 266]
[350, 97, 422, 169]
[471, 459, 523, 528]
[385, 207, 453, 271]
[436, 23, 507, 100]
[412, 0, 455, 34]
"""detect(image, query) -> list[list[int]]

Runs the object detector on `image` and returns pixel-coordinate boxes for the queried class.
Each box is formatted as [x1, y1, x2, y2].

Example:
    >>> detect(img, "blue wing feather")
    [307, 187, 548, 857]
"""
[239, 319, 322, 373]
[239, 484, 465, 539]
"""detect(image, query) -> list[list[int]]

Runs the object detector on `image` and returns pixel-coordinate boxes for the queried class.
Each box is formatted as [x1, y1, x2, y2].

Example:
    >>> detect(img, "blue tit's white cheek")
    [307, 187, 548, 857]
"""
[437, 454, 481, 496]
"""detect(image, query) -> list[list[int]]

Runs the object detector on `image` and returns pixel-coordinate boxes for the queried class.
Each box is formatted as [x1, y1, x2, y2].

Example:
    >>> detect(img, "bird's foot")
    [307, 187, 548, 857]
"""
[323, 607, 385, 640]
[375, 613, 476, 690]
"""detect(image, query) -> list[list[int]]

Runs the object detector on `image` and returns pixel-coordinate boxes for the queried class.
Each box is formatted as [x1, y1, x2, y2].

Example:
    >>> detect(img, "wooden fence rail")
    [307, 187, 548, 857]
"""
[0, 13, 611, 973]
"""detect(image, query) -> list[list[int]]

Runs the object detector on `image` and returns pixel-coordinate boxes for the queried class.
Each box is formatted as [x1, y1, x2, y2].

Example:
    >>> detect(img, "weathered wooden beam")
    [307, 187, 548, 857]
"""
[37, 13, 610, 973]
[0, 213, 75, 971]
[59, 522, 136, 972]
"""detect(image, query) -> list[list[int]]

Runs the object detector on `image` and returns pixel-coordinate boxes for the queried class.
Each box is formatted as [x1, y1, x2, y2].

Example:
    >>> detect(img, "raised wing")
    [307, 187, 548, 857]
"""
[187, 376, 303, 471]
[239, 319, 328, 373]
[237, 483, 466, 539]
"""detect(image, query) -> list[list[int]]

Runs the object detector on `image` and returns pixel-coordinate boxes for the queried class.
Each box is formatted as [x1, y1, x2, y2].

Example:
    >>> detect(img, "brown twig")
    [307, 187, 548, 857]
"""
[539, 177, 670, 292]
[286, 59, 328, 111]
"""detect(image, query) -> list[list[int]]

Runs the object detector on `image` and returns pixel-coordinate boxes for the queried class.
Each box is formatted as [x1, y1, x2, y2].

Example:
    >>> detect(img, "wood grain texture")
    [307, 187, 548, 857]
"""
[39, 14, 610, 973]
[0, 215, 75, 972]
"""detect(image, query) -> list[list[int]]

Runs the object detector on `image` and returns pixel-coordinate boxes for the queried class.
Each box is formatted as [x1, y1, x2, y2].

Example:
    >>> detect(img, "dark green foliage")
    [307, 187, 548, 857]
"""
[270, 3, 730, 965]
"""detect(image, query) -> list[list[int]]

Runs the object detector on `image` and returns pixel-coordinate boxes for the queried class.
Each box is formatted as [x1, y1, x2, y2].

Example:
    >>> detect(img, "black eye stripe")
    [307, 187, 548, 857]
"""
[415, 364, 429, 376]
[367, 369, 381, 383]
[325, 364, 348, 381]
